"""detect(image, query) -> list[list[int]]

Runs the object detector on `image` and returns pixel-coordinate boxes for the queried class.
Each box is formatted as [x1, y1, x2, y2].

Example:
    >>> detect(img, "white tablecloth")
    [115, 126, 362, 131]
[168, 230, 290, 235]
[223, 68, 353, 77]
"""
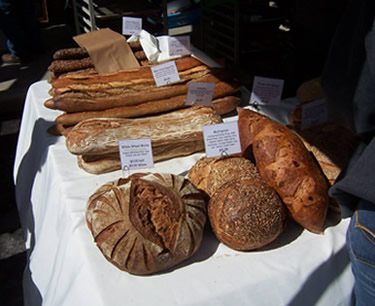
[14, 81, 354, 306]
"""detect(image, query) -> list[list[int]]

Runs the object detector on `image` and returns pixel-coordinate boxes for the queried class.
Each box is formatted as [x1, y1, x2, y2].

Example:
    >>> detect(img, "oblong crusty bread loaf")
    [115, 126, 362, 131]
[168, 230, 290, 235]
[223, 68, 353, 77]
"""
[237, 108, 329, 234]
[86, 173, 207, 275]
[66, 106, 222, 156]
[208, 177, 287, 251]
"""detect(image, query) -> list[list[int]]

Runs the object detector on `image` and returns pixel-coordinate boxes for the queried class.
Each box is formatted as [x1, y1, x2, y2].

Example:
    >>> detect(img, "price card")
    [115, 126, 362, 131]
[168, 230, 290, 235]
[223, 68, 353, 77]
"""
[122, 17, 142, 36]
[250, 76, 284, 105]
[185, 82, 215, 106]
[202, 121, 241, 158]
[168, 35, 191, 57]
[151, 61, 180, 87]
[118, 139, 154, 174]
[301, 98, 328, 130]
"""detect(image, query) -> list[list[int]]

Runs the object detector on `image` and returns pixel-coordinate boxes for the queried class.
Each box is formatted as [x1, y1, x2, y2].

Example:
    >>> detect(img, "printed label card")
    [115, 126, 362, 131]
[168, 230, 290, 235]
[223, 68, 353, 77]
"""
[151, 61, 180, 87]
[250, 76, 284, 106]
[203, 121, 241, 158]
[185, 82, 215, 106]
[122, 17, 142, 36]
[118, 138, 154, 175]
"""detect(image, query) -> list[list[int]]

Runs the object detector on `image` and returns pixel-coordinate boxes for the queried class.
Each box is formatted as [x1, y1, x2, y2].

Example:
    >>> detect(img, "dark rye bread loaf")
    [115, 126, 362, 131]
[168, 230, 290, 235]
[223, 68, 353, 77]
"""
[208, 178, 287, 251]
[86, 173, 207, 275]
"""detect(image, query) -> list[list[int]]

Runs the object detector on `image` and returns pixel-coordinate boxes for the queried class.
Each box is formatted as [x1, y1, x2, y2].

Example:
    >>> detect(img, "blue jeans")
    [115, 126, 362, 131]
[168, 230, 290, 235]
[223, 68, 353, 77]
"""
[347, 199, 375, 305]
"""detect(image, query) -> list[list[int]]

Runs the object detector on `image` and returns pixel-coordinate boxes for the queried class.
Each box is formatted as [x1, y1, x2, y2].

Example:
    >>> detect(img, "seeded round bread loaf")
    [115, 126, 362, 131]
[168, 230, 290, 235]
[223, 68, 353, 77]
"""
[208, 178, 287, 251]
[86, 173, 207, 275]
[188, 156, 262, 197]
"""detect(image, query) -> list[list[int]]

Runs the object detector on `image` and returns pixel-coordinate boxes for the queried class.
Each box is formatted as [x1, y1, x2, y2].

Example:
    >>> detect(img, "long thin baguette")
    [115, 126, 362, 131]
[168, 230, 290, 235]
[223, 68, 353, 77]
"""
[49, 96, 239, 136]
[53, 70, 227, 112]
[52, 56, 203, 89]
[55, 80, 240, 126]
[66, 106, 222, 156]
[53, 65, 211, 96]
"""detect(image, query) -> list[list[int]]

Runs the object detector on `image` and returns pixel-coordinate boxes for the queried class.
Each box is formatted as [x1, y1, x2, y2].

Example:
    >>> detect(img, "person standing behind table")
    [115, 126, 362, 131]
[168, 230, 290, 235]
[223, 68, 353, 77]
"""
[320, 0, 375, 305]
[0, 0, 43, 64]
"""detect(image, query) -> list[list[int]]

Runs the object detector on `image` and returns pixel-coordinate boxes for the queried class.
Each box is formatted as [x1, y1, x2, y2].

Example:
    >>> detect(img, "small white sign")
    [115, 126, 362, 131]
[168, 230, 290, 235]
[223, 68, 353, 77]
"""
[185, 82, 215, 106]
[118, 138, 154, 172]
[168, 35, 191, 57]
[203, 121, 241, 158]
[250, 76, 284, 105]
[122, 17, 142, 35]
[151, 61, 180, 87]
[301, 98, 328, 130]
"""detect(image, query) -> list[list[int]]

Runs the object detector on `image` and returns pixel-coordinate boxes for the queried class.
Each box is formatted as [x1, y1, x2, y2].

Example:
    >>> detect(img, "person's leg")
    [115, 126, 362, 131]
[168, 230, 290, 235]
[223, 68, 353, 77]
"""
[346, 199, 375, 305]
[0, 0, 36, 62]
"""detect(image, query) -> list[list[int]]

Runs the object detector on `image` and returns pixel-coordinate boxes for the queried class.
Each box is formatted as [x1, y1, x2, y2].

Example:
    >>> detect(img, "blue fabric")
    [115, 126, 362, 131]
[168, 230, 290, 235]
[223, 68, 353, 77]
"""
[322, 1, 375, 304]
[347, 200, 375, 306]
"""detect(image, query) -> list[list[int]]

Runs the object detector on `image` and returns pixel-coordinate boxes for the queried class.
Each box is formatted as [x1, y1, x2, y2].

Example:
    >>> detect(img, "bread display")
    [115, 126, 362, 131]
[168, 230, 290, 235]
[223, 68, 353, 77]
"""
[188, 155, 262, 197]
[86, 173, 207, 275]
[237, 108, 329, 234]
[208, 178, 287, 251]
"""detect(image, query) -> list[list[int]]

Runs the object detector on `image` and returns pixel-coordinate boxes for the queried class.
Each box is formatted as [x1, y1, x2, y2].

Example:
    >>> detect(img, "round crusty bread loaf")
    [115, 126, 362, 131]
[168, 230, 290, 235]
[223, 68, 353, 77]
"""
[188, 156, 262, 197]
[86, 173, 207, 275]
[208, 178, 287, 251]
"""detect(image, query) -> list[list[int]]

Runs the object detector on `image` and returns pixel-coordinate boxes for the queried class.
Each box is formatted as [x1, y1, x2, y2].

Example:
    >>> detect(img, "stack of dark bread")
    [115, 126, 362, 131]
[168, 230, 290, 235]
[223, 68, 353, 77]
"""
[45, 55, 241, 137]
[47, 41, 149, 83]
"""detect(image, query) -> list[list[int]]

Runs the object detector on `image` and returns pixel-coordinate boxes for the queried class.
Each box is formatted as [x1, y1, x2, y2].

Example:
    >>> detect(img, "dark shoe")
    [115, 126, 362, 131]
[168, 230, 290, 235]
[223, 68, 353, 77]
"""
[1, 53, 21, 64]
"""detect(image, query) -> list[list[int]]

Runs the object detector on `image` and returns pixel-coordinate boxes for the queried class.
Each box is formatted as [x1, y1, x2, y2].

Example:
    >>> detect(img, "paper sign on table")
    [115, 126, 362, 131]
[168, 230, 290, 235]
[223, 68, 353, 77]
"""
[250, 76, 284, 105]
[118, 139, 154, 173]
[168, 35, 191, 57]
[122, 17, 142, 36]
[185, 82, 215, 106]
[73, 28, 140, 73]
[151, 61, 180, 87]
[203, 121, 241, 158]
[301, 98, 328, 130]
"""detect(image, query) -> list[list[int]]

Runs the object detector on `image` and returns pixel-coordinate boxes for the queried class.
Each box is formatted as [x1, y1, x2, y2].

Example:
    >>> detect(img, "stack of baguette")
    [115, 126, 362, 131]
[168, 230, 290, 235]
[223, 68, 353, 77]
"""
[45, 55, 241, 136]
[47, 41, 149, 83]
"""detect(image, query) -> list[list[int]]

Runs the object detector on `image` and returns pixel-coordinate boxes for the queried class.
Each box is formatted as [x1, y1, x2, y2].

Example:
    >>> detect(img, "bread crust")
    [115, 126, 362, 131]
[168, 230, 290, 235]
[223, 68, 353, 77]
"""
[237, 108, 329, 234]
[188, 156, 262, 197]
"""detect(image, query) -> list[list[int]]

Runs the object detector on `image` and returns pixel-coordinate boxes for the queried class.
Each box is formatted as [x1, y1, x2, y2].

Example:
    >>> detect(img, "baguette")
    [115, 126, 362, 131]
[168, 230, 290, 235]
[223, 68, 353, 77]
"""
[52, 70, 228, 112]
[66, 106, 222, 156]
[55, 80, 240, 126]
[52, 56, 203, 89]
[237, 108, 329, 234]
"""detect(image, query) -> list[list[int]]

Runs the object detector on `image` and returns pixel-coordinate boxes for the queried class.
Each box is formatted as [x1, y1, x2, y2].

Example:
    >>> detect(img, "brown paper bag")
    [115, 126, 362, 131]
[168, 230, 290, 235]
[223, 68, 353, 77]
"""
[74, 28, 140, 73]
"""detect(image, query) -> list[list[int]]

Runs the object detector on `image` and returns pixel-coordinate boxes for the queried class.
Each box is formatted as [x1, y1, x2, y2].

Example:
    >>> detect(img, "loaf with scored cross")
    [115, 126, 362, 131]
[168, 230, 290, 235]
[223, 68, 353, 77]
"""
[86, 172, 207, 275]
